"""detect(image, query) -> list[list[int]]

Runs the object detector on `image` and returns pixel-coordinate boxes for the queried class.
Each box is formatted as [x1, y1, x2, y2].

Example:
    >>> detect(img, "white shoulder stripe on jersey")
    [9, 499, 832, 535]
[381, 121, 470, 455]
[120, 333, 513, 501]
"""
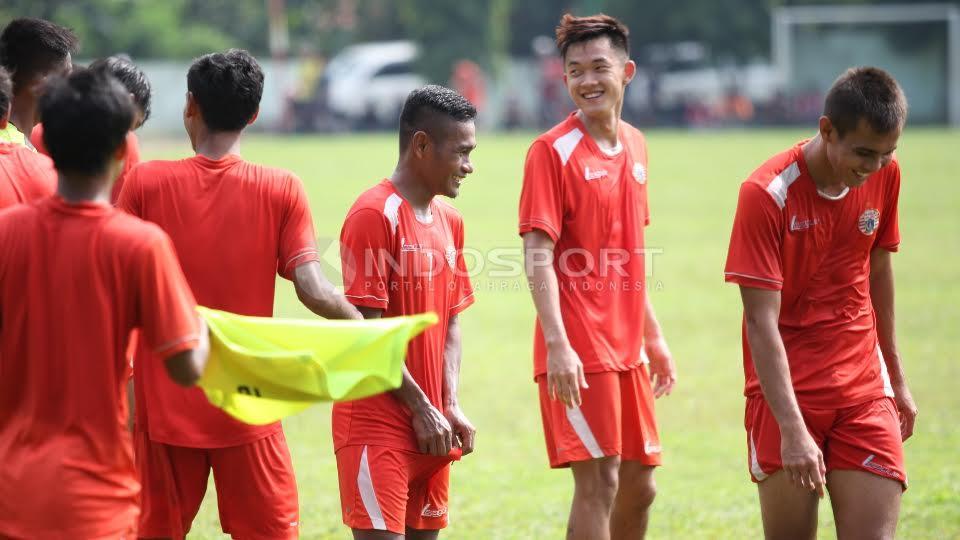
[383, 193, 403, 235]
[565, 404, 604, 459]
[765, 162, 802, 209]
[357, 445, 387, 530]
[552, 128, 584, 166]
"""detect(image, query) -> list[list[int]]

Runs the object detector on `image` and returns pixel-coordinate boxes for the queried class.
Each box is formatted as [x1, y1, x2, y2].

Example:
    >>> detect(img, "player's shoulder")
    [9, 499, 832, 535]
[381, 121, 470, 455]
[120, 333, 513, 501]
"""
[127, 158, 189, 184]
[743, 143, 804, 191]
[106, 207, 173, 248]
[530, 113, 584, 166]
[619, 119, 647, 144]
[348, 180, 397, 215]
[433, 196, 464, 226]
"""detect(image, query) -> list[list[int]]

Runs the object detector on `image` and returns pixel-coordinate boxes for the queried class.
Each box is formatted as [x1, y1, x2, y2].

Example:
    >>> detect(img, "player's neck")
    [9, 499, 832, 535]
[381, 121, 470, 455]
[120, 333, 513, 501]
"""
[577, 109, 620, 150]
[802, 135, 847, 196]
[8, 102, 36, 140]
[390, 168, 434, 215]
[56, 173, 112, 205]
[193, 130, 243, 161]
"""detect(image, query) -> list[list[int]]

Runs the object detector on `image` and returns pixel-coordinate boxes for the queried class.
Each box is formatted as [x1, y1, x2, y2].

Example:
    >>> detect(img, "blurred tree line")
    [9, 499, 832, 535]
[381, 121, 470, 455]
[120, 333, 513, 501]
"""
[2, 0, 958, 79]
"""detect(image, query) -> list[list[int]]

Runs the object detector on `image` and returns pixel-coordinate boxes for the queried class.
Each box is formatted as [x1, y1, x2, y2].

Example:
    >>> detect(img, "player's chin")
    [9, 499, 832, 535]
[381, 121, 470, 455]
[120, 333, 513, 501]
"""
[445, 179, 462, 198]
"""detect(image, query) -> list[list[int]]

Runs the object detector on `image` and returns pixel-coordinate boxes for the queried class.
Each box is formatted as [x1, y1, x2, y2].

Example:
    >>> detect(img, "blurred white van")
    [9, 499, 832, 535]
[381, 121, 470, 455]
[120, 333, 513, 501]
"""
[322, 41, 426, 127]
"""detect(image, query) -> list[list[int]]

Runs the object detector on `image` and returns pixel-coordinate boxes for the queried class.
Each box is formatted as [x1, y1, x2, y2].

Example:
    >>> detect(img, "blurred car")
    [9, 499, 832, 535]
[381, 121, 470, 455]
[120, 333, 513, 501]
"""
[321, 41, 426, 128]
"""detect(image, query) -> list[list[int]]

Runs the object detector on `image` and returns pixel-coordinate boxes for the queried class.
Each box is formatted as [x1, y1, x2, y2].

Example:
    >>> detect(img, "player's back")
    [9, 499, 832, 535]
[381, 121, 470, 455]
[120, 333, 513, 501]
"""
[120, 154, 315, 316]
[118, 153, 317, 447]
[0, 197, 176, 537]
[0, 142, 56, 208]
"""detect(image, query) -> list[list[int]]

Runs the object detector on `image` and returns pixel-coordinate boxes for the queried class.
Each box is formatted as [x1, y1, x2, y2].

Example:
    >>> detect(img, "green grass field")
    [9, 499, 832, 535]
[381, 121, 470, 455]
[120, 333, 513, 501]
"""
[144, 128, 960, 539]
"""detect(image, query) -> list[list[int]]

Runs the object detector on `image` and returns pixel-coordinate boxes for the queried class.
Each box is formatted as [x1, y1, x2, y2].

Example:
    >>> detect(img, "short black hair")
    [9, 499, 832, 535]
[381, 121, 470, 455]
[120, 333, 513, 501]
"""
[39, 68, 133, 176]
[89, 56, 152, 124]
[0, 67, 11, 118]
[0, 18, 78, 93]
[187, 49, 263, 132]
[555, 13, 629, 60]
[398, 85, 477, 152]
[825, 67, 908, 136]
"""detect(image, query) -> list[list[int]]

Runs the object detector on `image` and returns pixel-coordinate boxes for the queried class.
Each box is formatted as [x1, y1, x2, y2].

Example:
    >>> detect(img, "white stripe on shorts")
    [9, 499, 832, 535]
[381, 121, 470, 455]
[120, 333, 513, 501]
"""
[749, 429, 769, 481]
[565, 405, 605, 459]
[357, 445, 387, 530]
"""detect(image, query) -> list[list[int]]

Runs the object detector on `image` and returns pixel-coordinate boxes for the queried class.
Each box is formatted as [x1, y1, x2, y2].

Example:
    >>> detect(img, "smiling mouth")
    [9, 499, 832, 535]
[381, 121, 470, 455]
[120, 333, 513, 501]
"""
[581, 90, 604, 100]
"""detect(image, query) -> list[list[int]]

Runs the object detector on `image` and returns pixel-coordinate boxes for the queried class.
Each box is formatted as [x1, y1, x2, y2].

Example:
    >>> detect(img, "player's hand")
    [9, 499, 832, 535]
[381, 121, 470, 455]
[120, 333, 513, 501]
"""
[546, 342, 588, 408]
[411, 404, 454, 457]
[780, 426, 826, 498]
[645, 336, 676, 398]
[444, 405, 476, 456]
[892, 381, 918, 441]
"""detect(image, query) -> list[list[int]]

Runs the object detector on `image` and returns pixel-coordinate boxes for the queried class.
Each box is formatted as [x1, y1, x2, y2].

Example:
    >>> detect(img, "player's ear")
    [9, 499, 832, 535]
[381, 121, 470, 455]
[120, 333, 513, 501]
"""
[623, 59, 637, 84]
[819, 116, 835, 143]
[247, 107, 260, 126]
[412, 130, 429, 158]
[184, 92, 199, 118]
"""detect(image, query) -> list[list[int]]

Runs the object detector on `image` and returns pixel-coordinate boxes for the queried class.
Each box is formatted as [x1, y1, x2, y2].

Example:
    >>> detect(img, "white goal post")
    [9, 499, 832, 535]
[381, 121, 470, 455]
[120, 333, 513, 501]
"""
[772, 3, 960, 126]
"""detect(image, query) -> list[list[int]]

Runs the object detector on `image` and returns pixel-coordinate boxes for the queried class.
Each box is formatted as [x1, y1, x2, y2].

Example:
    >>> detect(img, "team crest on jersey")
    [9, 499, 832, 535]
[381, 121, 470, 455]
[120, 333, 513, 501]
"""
[858, 208, 880, 235]
[632, 163, 647, 184]
[445, 246, 457, 270]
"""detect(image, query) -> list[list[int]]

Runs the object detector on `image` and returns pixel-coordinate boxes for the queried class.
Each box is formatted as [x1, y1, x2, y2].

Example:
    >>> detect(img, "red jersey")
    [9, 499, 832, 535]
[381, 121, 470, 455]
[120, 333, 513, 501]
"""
[518, 112, 651, 377]
[117, 154, 319, 448]
[0, 197, 198, 538]
[724, 142, 900, 408]
[31, 123, 139, 204]
[0, 141, 56, 208]
[333, 180, 474, 452]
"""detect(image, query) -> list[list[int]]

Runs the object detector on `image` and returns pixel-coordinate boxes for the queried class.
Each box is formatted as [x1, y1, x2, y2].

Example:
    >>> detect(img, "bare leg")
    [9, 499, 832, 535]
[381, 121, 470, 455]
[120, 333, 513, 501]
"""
[827, 470, 901, 540]
[568, 456, 621, 540]
[353, 530, 403, 540]
[610, 461, 656, 539]
[757, 470, 819, 540]
[406, 528, 440, 540]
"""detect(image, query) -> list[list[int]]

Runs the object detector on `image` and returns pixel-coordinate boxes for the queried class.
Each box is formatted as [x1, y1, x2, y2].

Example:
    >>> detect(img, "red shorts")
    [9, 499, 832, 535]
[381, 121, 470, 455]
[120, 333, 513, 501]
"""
[335, 445, 461, 534]
[745, 396, 907, 488]
[136, 430, 299, 539]
[537, 364, 661, 468]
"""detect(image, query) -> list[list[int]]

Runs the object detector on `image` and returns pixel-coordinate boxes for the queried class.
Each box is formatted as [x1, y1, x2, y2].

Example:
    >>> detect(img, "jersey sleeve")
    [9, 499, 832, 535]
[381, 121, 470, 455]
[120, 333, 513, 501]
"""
[277, 174, 320, 279]
[518, 140, 564, 242]
[340, 208, 393, 310]
[115, 164, 144, 217]
[135, 231, 200, 357]
[724, 181, 785, 290]
[449, 216, 475, 315]
[111, 133, 142, 204]
[875, 163, 901, 252]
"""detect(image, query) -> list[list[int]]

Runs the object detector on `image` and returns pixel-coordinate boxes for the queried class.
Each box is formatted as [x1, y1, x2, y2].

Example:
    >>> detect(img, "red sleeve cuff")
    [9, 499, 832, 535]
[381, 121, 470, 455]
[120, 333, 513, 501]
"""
[280, 249, 320, 280]
[345, 293, 389, 310]
[519, 220, 560, 243]
[153, 335, 200, 357]
[449, 292, 475, 316]
[724, 272, 782, 291]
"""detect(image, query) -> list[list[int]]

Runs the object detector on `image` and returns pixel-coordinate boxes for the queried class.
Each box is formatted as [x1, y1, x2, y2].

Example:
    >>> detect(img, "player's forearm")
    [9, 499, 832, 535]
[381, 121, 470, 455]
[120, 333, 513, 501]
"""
[870, 249, 906, 384]
[293, 262, 363, 320]
[442, 315, 463, 409]
[392, 366, 433, 413]
[745, 316, 806, 433]
[523, 235, 570, 349]
[643, 294, 665, 341]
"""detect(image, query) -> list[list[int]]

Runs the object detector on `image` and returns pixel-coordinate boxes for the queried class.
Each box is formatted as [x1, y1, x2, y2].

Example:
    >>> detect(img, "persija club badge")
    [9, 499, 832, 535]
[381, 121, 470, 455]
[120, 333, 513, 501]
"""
[632, 162, 647, 184]
[858, 208, 880, 235]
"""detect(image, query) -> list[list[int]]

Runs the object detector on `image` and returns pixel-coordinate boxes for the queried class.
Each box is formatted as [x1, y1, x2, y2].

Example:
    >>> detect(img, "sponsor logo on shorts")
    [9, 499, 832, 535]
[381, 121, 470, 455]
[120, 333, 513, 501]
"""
[421, 504, 448, 518]
[862, 454, 901, 480]
[858, 208, 880, 235]
[644, 441, 662, 455]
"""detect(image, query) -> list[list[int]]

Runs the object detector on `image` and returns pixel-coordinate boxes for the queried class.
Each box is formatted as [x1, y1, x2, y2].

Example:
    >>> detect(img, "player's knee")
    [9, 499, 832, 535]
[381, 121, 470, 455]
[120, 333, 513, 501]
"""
[574, 463, 620, 505]
[620, 468, 657, 510]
